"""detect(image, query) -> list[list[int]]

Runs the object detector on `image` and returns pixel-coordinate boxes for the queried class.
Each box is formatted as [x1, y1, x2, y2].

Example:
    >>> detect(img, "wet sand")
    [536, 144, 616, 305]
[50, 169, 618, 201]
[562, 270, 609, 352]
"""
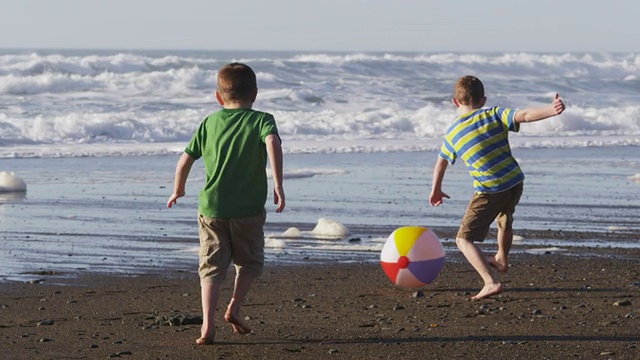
[1, 248, 639, 360]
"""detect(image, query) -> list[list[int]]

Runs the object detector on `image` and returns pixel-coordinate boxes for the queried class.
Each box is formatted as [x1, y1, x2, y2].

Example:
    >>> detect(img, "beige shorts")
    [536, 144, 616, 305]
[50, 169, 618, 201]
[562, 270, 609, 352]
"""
[457, 182, 524, 242]
[197, 211, 266, 284]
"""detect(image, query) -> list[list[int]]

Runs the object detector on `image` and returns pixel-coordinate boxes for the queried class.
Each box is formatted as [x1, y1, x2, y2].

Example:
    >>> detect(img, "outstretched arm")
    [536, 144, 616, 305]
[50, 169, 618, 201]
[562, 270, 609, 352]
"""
[429, 157, 450, 206]
[167, 152, 195, 208]
[265, 134, 285, 213]
[515, 93, 565, 123]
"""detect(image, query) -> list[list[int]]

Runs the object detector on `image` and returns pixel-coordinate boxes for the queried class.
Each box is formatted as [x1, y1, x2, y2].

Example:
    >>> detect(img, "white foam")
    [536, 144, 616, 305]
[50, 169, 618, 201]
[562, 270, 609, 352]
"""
[311, 217, 350, 237]
[524, 247, 565, 255]
[607, 226, 631, 231]
[1, 50, 639, 159]
[628, 174, 640, 183]
[265, 238, 287, 249]
[0, 172, 27, 192]
[281, 227, 302, 237]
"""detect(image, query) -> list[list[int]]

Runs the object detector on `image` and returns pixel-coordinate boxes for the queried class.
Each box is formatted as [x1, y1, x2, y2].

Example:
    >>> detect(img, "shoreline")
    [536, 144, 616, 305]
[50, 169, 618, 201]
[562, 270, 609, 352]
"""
[1, 251, 638, 359]
[2, 227, 639, 285]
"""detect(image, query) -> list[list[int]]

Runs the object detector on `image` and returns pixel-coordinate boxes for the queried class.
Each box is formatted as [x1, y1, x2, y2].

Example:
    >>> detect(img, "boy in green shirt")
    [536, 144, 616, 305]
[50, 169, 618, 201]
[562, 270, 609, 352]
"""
[167, 63, 285, 345]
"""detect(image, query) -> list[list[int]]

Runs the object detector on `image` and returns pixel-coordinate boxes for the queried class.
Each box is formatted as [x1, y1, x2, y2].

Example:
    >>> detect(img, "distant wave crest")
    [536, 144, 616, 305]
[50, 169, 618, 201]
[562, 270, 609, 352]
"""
[0, 50, 638, 158]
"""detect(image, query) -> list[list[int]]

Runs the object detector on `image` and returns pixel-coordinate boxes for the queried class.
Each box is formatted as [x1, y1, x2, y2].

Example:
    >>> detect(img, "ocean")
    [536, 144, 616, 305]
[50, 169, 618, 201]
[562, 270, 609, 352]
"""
[0, 49, 638, 282]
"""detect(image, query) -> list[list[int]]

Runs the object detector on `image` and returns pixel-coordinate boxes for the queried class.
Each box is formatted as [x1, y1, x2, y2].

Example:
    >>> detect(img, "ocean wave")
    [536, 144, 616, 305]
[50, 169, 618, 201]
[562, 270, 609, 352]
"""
[0, 103, 638, 153]
[1, 50, 639, 158]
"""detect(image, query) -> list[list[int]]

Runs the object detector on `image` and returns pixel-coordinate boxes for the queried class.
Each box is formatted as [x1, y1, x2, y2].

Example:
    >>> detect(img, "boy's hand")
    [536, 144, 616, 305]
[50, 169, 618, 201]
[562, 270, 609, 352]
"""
[273, 187, 285, 213]
[429, 189, 450, 207]
[553, 93, 565, 115]
[167, 192, 185, 208]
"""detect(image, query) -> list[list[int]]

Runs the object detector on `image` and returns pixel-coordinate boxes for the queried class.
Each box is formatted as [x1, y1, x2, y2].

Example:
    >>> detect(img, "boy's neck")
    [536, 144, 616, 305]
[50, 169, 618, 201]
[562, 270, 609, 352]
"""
[458, 105, 481, 115]
[223, 101, 253, 109]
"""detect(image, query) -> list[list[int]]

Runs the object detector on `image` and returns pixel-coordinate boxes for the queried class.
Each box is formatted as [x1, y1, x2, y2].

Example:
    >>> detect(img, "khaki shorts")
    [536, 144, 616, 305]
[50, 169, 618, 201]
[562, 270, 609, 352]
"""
[197, 211, 266, 284]
[457, 182, 524, 242]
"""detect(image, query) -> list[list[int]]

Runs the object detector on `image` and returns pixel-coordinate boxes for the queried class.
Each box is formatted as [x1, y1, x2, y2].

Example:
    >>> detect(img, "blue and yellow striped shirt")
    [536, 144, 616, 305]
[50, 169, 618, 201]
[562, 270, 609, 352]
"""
[439, 107, 523, 193]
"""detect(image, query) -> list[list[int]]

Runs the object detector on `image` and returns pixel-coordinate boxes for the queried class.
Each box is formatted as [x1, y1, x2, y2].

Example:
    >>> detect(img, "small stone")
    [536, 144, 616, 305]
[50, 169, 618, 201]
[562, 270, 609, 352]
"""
[412, 291, 425, 298]
[328, 349, 339, 354]
[37, 320, 54, 326]
[600, 351, 615, 355]
[532, 309, 542, 315]
[38, 338, 52, 342]
[613, 300, 631, 307]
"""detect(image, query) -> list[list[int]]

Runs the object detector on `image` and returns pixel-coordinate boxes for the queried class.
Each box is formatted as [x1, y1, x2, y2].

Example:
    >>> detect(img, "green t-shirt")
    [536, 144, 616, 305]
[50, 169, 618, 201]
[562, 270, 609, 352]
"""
[185, 108, 279, 218]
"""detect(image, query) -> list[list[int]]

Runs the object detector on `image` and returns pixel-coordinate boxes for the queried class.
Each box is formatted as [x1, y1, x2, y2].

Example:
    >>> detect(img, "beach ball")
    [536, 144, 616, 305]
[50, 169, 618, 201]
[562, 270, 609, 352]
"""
[380, 226, 445, 289]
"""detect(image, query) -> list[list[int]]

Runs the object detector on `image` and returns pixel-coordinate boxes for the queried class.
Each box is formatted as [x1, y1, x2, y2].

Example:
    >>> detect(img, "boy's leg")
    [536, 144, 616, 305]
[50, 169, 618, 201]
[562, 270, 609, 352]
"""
[491, 183, 523, 273]
[199, 281, 221, 343]
[458, 193, 505, 299]
[456, 237, 502, 300]
[196, 215, 232, 344]
[225, 212, 266, 334]
[224, 269, 257, 334]
[490, 227, 512, 273]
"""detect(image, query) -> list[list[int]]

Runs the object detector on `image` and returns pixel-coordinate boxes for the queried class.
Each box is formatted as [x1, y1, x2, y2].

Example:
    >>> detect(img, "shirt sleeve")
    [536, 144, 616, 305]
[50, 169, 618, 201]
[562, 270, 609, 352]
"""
[259, 113, 279, 143]
[496, 107, 520, 132]
[184, 118, 206, 160]
[438, 140, 457, 165]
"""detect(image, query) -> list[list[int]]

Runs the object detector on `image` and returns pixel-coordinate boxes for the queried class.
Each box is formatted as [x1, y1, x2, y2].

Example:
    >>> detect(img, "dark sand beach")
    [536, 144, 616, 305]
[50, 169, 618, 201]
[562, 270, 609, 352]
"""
[1, 246, 639, 360]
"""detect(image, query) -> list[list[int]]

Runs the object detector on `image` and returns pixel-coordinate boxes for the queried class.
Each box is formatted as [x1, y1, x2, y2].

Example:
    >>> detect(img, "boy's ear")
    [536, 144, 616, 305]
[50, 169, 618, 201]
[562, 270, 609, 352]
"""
[215, 91, 225, 106]
[478, 96, 487, 107]
[451, 98, 460, 107]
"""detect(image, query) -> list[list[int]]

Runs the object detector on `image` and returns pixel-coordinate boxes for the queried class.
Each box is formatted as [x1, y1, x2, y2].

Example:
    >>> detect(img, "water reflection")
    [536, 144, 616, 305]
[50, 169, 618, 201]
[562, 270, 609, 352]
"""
[0, 191, 27, 203]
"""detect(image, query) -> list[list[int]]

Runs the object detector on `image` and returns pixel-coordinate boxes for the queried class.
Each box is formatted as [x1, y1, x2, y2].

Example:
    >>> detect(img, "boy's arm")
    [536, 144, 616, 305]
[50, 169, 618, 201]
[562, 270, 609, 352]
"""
[429, 157, 450, 207]
[265, 134, 285, 213]
[167, 152, 195, 208]
[515, 93, 565, 123]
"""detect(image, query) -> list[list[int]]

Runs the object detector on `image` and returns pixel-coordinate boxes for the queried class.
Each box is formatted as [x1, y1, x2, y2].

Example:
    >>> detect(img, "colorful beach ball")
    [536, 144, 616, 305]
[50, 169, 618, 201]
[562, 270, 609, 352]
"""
[380, 226, 445, 289]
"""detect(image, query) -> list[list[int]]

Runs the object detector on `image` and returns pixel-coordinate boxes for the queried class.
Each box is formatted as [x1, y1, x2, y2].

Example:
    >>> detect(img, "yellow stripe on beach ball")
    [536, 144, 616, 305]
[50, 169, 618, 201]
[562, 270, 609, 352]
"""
[394, 226, 427, 256]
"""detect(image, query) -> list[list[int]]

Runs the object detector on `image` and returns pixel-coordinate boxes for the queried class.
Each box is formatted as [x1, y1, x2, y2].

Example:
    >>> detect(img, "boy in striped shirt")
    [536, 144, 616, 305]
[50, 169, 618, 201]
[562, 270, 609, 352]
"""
[429, 75, 565, 300]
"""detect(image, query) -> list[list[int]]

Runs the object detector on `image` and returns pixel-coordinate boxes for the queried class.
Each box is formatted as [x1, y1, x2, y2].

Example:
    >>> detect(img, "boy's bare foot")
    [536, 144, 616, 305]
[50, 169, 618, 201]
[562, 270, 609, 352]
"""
[224, 309, 251, 334]
[196, 328, 215, 345]
[487, 256, 508, 273]
[471, 283, 503, 300]
[195, 337, 214, 345]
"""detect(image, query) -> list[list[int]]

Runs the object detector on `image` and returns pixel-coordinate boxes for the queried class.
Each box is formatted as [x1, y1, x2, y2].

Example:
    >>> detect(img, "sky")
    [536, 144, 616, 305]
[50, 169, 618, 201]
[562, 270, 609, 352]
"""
[0, 0, 638, 53]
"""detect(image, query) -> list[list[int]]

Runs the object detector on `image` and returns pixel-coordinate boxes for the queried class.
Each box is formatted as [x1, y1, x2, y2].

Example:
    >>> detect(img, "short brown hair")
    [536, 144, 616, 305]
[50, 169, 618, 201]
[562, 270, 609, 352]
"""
[217, 63, 257, 102]
[454, 75, 484, 106]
